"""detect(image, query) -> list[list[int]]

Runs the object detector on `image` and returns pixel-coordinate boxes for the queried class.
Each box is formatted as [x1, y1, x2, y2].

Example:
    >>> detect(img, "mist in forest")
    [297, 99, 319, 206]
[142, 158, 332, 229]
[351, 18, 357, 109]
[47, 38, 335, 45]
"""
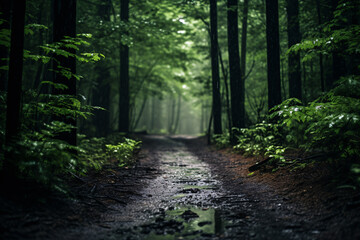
[132, 96, 210, 135]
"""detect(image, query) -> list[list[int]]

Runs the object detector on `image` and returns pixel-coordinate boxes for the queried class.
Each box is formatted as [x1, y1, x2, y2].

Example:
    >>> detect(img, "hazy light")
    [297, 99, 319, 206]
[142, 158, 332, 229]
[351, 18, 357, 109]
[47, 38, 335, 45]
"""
[182, 84, 189, 89]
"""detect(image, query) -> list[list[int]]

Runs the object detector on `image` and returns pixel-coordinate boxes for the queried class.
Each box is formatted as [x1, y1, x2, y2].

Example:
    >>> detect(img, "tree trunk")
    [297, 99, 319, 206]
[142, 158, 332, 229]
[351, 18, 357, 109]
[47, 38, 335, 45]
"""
[227, 0, 245, 133]
[92, 64, 110, 137]
[91, 1, 113, 137]
[172, 95, 181, 134]
[265, 0, 282, 110]
[150, 97, 155, 131]
[53, 0, 77, 146]
[209, 0, 222, 134]
[168, 97, 175, 133]
[241, 0, 249, 81]
[119, 0, 130, 133]
[287, 0, 302, 100]
[0, 0, 11, 91]
[2, 0, 26, 184]
[133, 95, 147, 131]
[218, 47, 231, 133]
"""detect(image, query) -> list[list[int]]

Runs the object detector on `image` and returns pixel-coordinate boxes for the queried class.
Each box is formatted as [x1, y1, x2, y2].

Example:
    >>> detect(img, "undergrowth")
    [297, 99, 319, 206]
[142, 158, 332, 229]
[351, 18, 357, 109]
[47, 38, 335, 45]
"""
[0, 30, 140, 193]
[214, 76, 360, 187]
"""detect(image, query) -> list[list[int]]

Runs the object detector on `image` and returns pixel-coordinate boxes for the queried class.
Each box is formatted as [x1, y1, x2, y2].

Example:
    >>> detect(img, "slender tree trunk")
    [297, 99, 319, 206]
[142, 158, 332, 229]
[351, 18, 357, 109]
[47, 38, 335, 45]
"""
[32, 6, 45, 90]
[207, 106, 213, 145]
[92, 64, 110, 137]
[53, 0, 77, 146]
[172, 95, 181, 134]
[0, 0, 11, 91]
[227, 0, 245, 134]
[150, 97, 155, 131]
[90, 0, 112, 137]
[210, 0, 222, 134]
[119, 0, 130, 133]
[2, 0, 26, 184]
[265, 0, 282, 110]
[241, 0, 249, 81]
[200, 102, 204, 133]
[218, 49, 231, 133]
[133, 95, 147, 131]
[287, 0, 302, 100]
[168, 97, 175, 133]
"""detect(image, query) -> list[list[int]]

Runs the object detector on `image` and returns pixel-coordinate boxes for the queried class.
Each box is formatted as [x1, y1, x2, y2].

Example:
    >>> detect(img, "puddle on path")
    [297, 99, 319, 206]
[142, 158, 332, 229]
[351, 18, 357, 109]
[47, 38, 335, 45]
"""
[104, 136, 227, 239]
[143, 205, 226, 239]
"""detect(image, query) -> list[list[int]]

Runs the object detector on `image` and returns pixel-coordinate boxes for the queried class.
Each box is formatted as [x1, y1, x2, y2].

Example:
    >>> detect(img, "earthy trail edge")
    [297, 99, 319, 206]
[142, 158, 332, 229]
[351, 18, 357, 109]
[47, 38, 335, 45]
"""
[1, 135, 359, 239]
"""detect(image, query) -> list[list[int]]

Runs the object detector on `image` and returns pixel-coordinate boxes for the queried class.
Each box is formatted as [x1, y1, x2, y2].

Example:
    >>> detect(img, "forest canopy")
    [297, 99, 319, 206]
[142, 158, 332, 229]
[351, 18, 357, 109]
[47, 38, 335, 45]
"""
[0, 0, 359, 190]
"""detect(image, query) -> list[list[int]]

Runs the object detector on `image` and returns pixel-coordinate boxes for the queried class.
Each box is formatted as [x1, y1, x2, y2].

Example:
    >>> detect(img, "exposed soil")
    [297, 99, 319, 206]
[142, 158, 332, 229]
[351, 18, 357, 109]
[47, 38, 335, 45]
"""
[1, 135, 359, 239]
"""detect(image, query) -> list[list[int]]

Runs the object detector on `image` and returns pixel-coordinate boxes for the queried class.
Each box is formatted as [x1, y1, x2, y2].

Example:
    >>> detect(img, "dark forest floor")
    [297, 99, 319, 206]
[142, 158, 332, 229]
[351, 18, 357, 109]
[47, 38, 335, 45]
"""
[1, 135, 360, 239]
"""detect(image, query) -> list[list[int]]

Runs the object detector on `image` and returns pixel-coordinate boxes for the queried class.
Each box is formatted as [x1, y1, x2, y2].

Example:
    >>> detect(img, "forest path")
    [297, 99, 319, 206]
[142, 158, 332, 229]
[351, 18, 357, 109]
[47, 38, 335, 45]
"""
[1, 135, 336, 239]
[69, 135, 322, 239]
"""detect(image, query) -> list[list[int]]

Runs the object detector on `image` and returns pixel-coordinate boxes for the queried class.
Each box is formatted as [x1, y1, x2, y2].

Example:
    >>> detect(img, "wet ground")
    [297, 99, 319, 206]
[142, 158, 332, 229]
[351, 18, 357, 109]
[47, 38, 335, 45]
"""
[63, 135, 325, 239]
[1, 135, 360, 239]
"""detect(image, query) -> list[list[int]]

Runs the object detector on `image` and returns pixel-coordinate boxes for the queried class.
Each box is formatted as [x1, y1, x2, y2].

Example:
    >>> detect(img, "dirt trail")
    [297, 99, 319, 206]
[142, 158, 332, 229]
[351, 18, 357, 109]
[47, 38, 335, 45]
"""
[1, 135, 359, 239]
[62, 135, 323, 239]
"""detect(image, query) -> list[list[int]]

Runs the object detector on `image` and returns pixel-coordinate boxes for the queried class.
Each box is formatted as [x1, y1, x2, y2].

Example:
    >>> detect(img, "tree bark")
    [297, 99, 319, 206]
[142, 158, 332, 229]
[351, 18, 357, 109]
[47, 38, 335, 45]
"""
[133, 95, 147, 131]
[210, 0, 222, 134]
[2, 0, 26, 184]
[287, 0, 302, 100]
[92, 64, 110, 137]
[241, 0, 249, 81]
[119, 0, 130, 133]
[227, 0, 245, 133]
[172, 95, 181, 134]
[218, 47, 231, 133]
[265, 0, 282, 110]
[53, 0, 77, 146]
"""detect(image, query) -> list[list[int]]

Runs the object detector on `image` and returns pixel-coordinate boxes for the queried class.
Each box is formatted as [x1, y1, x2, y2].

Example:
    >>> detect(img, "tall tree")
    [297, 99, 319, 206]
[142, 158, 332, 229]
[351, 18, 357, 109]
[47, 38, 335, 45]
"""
[92, 64, 110, 137]
[53, 0, 77, 146]
[240, 0, 249, 81]
[91, 1, 113, 137]
[265, 0, 282, 110]
[209, 0, 222, 134]
[119, 0, 130, 133]
[2, 0, 26, 183]
[227, 0, 245, 131]
[287, 0, 302, 100]
[0, 0, 11, 91]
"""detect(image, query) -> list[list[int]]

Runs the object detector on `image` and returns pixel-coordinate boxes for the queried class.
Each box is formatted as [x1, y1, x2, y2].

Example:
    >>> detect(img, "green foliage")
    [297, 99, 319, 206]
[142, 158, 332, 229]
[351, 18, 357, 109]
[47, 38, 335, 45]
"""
[106, 138, 142, 167]
[78, 136, 107, 171]
[213, 131, 230, 148]
[13, 122, 79, 188]
[233, 124, 285, 162]
[229, 76, 360, 183]
[289, 0, 360, 62]
[78, 135, 141, 170]
[0, 30, 109, 190]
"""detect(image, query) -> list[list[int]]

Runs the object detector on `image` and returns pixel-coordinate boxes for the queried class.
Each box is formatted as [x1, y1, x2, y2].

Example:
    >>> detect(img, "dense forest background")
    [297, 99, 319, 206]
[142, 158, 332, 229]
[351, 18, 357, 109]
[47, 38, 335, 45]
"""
[0, 0, 359, 190]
